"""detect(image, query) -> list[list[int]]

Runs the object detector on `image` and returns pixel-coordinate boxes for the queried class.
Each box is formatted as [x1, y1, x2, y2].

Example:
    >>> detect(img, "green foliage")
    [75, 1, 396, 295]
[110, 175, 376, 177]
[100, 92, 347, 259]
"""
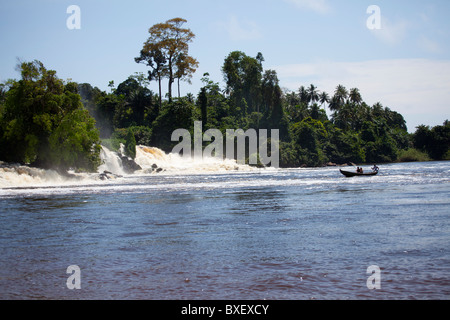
[325, 127, 365, 164]
[413, 121, 450, 160]
[47, 108, 101, 172]
[290, 117, 329, 167]
[397, 148, 431, 162]
[0, 60, 101, 172]
[125, 128, 137, 159]
[222, 51, 263, 114]
[150, 98, 195, 152]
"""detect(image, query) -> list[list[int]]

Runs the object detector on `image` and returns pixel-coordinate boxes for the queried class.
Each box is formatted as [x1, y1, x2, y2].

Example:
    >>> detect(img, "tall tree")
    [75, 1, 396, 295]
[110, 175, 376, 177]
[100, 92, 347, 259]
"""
[135, 18, 197, 103]
[198, 87, 208, 126]
[298, 86, 309, 104]
[135, 48, 166, 109]
[349, 88, 362, 105]
[222, 51, 263, 113]
[306, 84, 319, 106]
[261, 69, 279, 113]
[319, 91, 330, 108]
[330, 84, 348, 111]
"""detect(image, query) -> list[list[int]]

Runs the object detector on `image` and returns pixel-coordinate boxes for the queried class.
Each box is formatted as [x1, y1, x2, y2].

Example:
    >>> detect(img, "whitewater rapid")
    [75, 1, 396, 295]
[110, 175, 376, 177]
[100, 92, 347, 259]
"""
[0, 145, 255, 189]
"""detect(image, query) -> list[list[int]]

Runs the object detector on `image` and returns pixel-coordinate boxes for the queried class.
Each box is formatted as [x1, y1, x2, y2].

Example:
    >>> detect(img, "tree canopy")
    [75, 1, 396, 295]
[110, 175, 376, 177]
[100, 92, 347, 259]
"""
[135, 17, 198, 106]
[0, 60, 101, 172]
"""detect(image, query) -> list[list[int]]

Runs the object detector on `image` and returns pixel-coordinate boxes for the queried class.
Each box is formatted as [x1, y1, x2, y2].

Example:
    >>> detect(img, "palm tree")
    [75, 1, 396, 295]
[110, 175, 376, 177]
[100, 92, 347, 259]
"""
[298, 85, 309, 104]
[307, 84, 319, 106]
[285, 91, 299, 114]
[372, 102, 384, 117]
[349, 88, 362, 105]
[334, 85, 348, 105]
[319, 91, 330, 108]
[329, 84, 348, 113]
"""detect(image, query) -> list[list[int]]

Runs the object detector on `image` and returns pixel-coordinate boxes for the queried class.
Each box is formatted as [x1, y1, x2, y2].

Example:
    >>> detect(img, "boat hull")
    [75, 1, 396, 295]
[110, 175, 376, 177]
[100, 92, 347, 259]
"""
[340, 169, 378, 177]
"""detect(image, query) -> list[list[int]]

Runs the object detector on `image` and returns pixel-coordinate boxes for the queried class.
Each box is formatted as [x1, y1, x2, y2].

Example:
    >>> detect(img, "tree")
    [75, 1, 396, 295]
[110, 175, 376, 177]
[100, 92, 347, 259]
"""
[256, 52, 265, 67]
[96, 92, 124, 138]
[198, 73, 227, 128]
[150, 98, 195, 152]
[124, 128, 137, 159]
[135, 17, 198, 103]
[291, 117, 328, 166]
[349, 88, 362, 105]
[115, 75, 154, 126]
[175, 53, 199, 98]
[413, 122, 450, 160]
[0, 60, 101, 171]
[47, 108, 101, 172]
[298, 86, 309, 104]
[319, 91, 330, 108]
[261, 70, 279, 113]
[306, 84, 319, 106]
[135, 47, 166, 109]
[329, 84, 348, 112]
[222, 51, 263, 114]
[198, 87, 208, 125]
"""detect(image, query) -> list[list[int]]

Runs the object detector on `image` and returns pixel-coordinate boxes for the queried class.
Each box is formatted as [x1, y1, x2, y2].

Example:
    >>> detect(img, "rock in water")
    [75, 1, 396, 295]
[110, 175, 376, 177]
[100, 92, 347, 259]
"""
[120, 156, 142, 174]
[99, 171, 123, 180]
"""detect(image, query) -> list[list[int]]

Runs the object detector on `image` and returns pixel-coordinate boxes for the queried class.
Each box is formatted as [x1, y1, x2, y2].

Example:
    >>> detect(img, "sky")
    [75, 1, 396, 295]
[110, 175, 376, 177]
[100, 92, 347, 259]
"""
[1, 0, 449, 132]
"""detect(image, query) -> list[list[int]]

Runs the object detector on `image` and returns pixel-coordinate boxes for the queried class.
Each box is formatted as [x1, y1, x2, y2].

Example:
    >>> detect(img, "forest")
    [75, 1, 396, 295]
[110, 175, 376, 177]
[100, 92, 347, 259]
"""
[0, 18, 449, 172]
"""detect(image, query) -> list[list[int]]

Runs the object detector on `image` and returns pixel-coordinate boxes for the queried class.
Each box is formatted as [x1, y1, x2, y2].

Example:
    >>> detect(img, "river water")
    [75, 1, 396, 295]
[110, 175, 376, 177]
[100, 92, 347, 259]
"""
[0, 149, 449, 300]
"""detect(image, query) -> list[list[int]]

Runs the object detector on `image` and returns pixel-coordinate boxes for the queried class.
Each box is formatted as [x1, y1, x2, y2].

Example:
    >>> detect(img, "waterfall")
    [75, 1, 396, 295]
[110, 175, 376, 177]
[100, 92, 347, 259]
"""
[0, 145, 256, 189]
[98, 146, 126, 176]
[134, 145, 253, 174]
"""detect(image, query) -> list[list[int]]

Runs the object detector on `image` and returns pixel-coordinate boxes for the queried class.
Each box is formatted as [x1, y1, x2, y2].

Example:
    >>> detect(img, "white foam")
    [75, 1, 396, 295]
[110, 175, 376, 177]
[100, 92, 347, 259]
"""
[98, 146, 126, 176]
[0, 145, 261, 190]
[134, 145, 256, 174]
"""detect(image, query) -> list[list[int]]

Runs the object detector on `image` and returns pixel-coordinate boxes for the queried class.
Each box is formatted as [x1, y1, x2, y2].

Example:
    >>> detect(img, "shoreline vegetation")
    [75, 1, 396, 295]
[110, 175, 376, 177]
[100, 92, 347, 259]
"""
[1, 17, 449, 175]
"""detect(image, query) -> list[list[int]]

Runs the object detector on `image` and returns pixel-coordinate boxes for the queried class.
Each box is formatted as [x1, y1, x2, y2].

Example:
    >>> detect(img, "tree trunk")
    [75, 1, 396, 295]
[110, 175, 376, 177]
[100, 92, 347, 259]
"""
[168, 59, 173, 103]
[158, 76, 162, 110]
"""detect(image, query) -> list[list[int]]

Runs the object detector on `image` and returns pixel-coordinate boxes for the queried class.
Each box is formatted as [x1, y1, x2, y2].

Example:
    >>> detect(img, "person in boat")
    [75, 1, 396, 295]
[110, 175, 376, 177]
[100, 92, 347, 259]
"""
[356, 167, 363, 173]
[372, 164, 379, 172]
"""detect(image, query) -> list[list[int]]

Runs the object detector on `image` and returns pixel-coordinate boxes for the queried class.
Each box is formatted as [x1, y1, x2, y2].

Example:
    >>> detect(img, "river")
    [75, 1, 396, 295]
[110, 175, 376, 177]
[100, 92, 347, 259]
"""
[0, 147, 449, 300]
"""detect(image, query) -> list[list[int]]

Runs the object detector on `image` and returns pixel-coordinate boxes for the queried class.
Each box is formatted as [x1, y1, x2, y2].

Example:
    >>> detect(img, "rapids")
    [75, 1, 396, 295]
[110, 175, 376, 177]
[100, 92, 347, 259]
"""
[0, 145, 254, 189]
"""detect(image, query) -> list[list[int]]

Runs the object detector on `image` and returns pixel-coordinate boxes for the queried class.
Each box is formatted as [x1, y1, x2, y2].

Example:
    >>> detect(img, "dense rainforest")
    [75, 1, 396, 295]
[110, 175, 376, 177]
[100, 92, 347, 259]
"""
[0, 18, 449, 172]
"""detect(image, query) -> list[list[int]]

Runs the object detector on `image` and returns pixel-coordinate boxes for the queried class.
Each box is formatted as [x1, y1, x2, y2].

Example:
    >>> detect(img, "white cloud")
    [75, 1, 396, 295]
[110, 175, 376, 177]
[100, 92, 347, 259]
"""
[273, 59, 450, 130]
[221, 16, 262, 41]
[284, 0, 331, 14]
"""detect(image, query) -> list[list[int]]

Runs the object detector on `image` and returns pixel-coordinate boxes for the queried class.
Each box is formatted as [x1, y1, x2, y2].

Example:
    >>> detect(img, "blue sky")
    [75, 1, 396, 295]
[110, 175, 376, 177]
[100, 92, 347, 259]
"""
[1, 0, 449, 131]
